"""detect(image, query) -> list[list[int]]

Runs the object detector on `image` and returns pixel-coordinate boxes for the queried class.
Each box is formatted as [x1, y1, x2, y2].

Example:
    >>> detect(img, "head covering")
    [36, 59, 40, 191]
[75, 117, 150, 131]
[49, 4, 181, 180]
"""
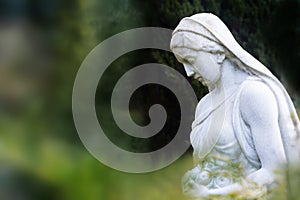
[172, 13, 300, 164]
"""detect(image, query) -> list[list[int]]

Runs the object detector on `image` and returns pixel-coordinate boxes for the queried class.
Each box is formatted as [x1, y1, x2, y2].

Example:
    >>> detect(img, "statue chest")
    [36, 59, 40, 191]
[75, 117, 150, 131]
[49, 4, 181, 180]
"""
[191, 93, 241, 159]
[212, 97, 241, 158]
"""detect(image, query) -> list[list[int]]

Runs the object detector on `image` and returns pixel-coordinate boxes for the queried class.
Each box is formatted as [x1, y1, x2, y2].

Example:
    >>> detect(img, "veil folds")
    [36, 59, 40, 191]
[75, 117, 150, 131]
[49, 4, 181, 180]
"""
[173, 13, 300, 164]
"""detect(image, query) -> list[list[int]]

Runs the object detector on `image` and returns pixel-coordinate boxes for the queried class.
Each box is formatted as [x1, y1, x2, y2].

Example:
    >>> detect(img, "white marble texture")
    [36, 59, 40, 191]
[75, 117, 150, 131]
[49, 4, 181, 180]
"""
[170, 13, 300, 198]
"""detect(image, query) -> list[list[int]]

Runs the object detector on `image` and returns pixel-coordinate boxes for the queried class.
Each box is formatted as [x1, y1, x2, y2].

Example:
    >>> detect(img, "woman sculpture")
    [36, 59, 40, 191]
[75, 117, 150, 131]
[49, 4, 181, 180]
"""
[170, 13, 300, 198]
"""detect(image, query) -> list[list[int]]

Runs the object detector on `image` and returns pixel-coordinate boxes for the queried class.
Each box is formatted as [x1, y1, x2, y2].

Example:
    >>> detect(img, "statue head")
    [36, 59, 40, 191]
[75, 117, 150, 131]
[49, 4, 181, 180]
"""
[170, 13, 273, 79]
[170, 14, 246, 87]
[170, 29, 227, 87]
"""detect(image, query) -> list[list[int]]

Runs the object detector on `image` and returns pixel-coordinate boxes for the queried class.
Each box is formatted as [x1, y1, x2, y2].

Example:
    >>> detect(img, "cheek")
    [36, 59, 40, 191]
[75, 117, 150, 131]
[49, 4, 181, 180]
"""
[211, 63, 221, 81]
[201, 58, 220, 81]
[193, 55, 221, 82]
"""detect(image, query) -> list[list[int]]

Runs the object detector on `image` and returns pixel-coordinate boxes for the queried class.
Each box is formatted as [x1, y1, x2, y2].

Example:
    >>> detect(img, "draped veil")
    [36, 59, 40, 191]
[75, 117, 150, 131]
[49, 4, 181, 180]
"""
[172, 13, 300, 165]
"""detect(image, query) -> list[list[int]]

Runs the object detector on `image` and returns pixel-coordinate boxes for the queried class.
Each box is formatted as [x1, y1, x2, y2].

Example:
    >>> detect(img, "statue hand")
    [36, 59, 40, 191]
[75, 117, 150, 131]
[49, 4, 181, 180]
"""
[246, 168, 274, 187]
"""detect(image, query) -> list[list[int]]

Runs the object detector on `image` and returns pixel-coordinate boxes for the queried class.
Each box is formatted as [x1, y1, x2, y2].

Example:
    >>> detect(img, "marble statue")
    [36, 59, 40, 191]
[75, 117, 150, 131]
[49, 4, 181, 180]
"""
[170, 13, 300, 198]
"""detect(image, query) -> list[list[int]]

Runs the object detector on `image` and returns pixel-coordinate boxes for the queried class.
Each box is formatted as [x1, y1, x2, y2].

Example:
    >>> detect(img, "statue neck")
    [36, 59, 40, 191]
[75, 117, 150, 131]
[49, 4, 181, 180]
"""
[208, 59, 249, 96]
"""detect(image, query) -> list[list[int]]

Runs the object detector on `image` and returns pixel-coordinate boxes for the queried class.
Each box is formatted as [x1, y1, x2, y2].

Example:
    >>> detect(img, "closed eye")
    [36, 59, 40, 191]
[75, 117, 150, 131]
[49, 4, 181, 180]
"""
[182, 60, 194, 67]
[174, 53, 195, 65]
[184, 56, 195, 65]
[181, 59, 189, 64]
[187, 58, 195, 65]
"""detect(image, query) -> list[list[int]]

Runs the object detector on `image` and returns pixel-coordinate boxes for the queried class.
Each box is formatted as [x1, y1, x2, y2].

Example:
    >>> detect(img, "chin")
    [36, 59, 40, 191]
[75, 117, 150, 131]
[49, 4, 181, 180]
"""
[200, 80, 208, 86]
[204, 80, 218, 88]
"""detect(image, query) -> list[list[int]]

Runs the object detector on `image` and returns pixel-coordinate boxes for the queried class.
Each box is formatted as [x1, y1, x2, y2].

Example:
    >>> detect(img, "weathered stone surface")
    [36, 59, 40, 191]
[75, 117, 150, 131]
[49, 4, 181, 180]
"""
[170, 13, 300, 198]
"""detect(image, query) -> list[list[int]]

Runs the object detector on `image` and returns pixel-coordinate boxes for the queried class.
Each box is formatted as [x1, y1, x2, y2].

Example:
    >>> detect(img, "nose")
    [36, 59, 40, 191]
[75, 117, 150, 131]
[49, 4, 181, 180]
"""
[183, 64, 194, 77]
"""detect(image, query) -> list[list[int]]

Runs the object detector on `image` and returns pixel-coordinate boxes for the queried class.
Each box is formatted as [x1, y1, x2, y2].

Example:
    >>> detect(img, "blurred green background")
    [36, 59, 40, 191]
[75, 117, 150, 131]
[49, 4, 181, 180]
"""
[0, 0, 299, 199]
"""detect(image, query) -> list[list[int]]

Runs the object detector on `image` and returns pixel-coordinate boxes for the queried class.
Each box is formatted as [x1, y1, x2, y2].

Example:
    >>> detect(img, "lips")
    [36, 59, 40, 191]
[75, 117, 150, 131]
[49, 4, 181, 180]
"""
[194, 75, 204, 82]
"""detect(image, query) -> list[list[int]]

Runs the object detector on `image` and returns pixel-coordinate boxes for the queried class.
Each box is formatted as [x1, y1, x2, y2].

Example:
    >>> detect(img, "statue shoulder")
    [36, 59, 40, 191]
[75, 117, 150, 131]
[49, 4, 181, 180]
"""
[239, 79, 278, 124]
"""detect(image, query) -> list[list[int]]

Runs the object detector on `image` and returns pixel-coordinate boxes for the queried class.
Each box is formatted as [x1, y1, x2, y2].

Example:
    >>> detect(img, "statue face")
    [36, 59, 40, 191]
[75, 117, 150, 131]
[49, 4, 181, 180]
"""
[173, 47, 222, 87]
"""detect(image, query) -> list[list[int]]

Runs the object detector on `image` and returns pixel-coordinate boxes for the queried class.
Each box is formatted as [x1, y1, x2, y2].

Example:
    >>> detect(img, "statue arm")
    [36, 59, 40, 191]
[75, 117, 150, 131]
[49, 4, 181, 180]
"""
[184, 81, 286, 197]
[204, 82, 285, 197]
[240, 81, 286, 186]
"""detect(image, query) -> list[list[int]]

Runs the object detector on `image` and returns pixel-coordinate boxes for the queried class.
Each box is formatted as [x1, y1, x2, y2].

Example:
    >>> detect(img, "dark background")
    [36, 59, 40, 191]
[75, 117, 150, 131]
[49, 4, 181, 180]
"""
[0, 0, 299, 199]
